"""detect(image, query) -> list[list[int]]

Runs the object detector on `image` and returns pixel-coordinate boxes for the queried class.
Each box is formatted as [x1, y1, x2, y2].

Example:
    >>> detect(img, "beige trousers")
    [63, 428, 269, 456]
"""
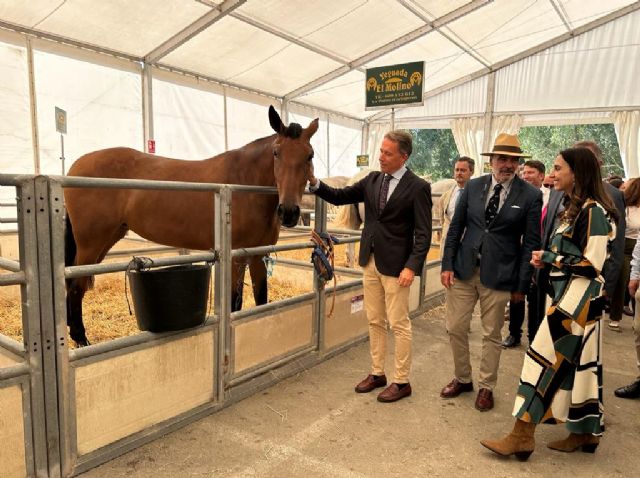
[363, 256, 412, 383]
[445, 269, 511, 390]
[634, 289, 640, 379]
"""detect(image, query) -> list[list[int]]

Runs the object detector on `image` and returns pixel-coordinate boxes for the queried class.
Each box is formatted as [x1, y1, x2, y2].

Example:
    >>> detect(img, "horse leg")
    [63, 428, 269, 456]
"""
[231, 258, 248, 312]
[249, 256, 268, 306]
[66, 276, 91, 346]
[67, 224, 128, 346]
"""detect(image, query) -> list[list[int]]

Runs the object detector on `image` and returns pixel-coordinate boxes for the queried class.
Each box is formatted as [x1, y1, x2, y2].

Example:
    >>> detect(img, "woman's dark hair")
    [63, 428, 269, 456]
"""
[558, 147, 619, 224]
[624, 177, 640, 207]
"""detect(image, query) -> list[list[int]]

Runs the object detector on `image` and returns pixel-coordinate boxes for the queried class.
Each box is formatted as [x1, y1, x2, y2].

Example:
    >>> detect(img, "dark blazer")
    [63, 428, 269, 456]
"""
[442, 174, 542, 293]
[540, 183, 625, 297]
[314, 169, 432, 277]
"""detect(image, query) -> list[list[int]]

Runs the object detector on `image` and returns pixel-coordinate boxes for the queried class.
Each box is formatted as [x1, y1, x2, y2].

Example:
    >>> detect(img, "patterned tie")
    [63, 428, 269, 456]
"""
[379, 174, 391, 212]
[485, 183, 503, 226]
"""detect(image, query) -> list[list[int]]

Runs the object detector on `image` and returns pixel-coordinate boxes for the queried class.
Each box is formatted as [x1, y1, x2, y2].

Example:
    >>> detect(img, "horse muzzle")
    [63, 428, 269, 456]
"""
[277, 204, 300, 228]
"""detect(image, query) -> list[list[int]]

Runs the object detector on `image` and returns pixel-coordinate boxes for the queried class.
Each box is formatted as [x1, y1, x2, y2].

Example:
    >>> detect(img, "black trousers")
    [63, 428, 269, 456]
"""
[508, 282, 544, 343]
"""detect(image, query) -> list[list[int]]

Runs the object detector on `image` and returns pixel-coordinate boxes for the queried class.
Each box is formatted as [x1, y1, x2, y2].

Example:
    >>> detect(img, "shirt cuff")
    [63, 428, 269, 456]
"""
[308, 181, 320, 192]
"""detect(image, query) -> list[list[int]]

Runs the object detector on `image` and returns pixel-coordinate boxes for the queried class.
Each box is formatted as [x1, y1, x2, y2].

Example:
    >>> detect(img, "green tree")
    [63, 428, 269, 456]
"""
[519, 124, 623, 177]
[408, 129, 458, 180]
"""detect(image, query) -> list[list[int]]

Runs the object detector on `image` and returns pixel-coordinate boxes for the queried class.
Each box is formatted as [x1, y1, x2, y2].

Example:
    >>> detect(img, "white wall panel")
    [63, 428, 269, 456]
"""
[33, 50, 142, 174]
[152, 76, 225, 160]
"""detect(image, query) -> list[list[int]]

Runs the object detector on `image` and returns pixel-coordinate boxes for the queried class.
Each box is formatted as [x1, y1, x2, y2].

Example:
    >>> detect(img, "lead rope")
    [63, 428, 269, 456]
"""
[311, 230, 337, 318]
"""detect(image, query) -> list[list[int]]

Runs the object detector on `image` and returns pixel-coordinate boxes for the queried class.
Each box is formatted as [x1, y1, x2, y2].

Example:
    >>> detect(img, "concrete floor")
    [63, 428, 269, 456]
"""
[81, 304, 640, 478]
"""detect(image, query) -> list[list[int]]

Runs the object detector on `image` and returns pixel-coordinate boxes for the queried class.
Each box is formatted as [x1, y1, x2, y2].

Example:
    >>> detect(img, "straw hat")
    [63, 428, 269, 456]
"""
[481, 133, 531, 158]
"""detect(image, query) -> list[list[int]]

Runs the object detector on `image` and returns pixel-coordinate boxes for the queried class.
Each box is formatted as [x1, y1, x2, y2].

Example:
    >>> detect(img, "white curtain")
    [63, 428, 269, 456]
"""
[450, 117, 484, 176]
[366, 122, 391, 170]
[490, 114, 523, 142]
[612, 111, 640, 178]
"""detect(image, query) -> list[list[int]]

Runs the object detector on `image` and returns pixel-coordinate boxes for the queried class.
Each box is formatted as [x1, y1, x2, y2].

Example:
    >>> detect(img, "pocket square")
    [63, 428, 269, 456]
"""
[510, 205, 521, 209]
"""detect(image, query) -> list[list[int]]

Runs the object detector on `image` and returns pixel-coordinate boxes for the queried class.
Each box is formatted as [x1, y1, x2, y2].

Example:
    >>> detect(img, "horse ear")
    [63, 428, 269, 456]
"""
[304, 118, 319, 139]
[268, 105, 285, 134]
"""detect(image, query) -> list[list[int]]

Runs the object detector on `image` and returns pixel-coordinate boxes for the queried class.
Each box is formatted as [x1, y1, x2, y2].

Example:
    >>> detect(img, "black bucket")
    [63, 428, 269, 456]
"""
[128, 264, 211, 333]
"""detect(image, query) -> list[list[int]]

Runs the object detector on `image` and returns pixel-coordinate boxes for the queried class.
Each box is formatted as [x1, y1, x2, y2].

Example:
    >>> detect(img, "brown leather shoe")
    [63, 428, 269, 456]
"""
[377, 383, 412, 402]
[440, 378, 474, 398]
[355, 374, 387, 393]
[475, 388, 494, 411]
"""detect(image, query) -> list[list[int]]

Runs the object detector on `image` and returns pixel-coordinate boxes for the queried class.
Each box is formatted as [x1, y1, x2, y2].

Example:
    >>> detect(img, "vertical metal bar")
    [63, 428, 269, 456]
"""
[46, 178, 73, 477]
[142, 63, 154, 153]
[390, 107, 395, 130]
[314, 196, 327, 354]
[326, 114, 331, 177]
[33, 176, 63, 477]
[26, 38, 41, 175]
[361, 122, 369, 155]
[481, 72, 496, 174]
[222, 89, 228, 151]
[214, 187, 232, 402]
[16, 177, 49, 477]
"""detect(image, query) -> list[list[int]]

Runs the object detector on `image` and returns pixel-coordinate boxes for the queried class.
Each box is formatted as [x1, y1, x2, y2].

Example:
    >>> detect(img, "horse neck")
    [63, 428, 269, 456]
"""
[213, 136, 276, 186]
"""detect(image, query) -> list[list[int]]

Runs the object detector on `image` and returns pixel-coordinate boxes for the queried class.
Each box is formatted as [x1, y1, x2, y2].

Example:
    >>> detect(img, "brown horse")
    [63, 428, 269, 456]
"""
[64, 106, 317, 346]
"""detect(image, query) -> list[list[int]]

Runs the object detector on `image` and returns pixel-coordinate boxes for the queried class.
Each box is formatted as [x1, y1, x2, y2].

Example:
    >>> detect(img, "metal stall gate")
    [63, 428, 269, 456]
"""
[0, 173, 443, 477]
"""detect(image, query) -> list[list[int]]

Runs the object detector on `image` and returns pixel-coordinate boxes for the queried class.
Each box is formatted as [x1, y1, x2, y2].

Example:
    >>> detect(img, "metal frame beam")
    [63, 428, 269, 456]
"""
[283, 0, 492, 101]
[144, 0, 246, 63]
[406, 1, 640, 110]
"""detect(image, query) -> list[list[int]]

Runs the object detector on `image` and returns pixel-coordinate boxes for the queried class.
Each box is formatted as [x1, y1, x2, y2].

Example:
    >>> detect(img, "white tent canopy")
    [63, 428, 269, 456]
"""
[0, 0, 639, 184]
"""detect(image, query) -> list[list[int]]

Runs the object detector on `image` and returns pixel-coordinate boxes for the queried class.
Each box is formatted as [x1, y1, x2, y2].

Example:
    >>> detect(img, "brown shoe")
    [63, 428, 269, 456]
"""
[440, 378, 473, 398]
[355, 374, 387, 393]
[377, 383, 412, 402]
[475, 388, 494, 411]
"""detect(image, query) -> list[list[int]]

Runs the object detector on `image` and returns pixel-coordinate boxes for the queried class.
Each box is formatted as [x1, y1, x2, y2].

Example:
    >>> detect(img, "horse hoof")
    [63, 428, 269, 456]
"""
[74, 338, 91, 347]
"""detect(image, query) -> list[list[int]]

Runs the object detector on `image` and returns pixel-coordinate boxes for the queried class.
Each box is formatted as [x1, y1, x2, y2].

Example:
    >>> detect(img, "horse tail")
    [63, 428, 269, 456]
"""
[64, 214, 76, 269]
[334, 203, 362, 230]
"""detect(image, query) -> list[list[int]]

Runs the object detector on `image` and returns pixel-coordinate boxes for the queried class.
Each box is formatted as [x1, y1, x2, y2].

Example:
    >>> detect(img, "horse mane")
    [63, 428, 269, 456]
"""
[333, 168, 373, 230]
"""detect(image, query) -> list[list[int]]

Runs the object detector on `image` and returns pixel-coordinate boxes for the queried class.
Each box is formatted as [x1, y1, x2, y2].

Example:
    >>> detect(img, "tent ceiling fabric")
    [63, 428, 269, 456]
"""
[0, 0, 638, 120]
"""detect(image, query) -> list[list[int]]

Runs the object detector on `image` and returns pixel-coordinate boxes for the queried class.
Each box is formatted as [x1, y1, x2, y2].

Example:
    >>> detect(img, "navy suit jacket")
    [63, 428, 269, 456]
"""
[314, 169, 432, 277]
[442, 174, 542, 293]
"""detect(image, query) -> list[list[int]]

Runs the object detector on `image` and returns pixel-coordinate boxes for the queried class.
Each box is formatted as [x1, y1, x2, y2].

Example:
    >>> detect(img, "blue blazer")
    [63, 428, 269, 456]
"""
[442, 174, 542, 293]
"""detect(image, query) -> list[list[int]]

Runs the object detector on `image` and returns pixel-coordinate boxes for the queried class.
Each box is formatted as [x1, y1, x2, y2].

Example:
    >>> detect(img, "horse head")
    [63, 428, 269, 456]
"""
[268, 105, 318, 227]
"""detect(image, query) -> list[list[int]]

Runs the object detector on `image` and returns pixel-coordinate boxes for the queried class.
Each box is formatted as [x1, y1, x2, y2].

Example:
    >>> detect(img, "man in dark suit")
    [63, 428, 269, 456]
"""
[529, 141, 625, 339]
[440, 133, 542, 412]
[308, 130, 432, 403]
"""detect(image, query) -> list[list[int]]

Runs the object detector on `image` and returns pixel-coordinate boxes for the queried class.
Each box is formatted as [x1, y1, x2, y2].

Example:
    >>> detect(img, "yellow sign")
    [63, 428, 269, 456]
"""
[356, 154, 369, 167]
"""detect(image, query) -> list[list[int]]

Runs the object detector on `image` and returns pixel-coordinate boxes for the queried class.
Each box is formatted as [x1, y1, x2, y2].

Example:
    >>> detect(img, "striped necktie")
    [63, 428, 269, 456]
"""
[485, 183, 503, 226]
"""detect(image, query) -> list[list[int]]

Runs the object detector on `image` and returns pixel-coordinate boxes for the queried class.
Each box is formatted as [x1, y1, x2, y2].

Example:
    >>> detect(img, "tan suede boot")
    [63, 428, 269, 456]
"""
[480, 419, 536, 461]
[547, 433, 600, 453]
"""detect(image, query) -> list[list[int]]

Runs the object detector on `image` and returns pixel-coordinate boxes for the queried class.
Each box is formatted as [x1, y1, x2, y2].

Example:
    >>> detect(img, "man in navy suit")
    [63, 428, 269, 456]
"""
[439, 133, 542, 411]
[308, 130, 432, 403]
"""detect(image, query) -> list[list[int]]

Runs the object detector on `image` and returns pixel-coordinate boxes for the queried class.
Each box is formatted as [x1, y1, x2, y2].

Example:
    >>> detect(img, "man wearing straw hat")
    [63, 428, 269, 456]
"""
[440, 133, 542, 411]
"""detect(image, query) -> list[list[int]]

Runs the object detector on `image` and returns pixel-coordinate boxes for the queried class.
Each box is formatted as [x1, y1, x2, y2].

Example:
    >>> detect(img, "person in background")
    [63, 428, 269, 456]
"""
[440, 133, 541, 412]
[481, 147, 618, 460]
[308, 130, 432, 403]
[437, 157, 474, 257]
[615, 237, 640, 399]
[608, 175, 624, 189]
[572, 141, 625, 327]
[542, 175, 554, 189]
[502, 159, 548, 349]
[608, 177, 640, 330]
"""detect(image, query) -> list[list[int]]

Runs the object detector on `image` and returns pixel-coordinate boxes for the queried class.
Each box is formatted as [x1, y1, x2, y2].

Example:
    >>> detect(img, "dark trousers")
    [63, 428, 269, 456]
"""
[508, 283, 544, 343]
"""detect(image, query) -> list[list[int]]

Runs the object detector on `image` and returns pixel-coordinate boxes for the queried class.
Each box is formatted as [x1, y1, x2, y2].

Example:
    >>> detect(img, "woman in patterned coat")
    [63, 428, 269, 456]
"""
[480, 147, 618, 461]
